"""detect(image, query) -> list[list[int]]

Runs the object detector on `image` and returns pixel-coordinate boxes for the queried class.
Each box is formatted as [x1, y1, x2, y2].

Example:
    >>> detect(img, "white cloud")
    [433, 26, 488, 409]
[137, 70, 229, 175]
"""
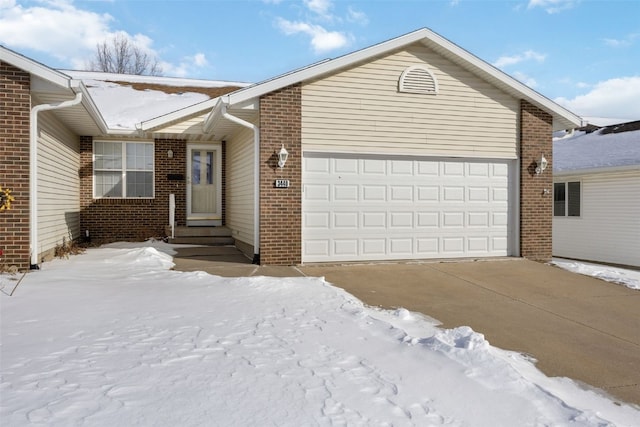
[603, 33, 639, 48]
[527, 0, 578, 14]
[0, 0, 208, 77]
[493, 50, 546, 68]
[347, 6, 368, 25]
[555, 76, 640, 123]
[161, 53, 210, 78]
[192, 53, 208, 67]
[512, 71, 538, 88]
[275, 18, 350, 53]
[0, 0, 116, 67]
[304, 0, 333, 17]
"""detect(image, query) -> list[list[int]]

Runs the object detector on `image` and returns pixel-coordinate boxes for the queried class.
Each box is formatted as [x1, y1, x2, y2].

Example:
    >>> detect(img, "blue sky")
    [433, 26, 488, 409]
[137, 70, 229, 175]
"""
[1, 0, 639, 124]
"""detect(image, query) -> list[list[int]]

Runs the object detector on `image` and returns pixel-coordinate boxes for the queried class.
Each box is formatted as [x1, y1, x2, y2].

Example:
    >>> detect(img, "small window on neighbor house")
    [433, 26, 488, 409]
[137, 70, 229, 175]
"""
[553, 181, 580, 217]
[398, 65, 438, 95]
[94, 141, 154, 198]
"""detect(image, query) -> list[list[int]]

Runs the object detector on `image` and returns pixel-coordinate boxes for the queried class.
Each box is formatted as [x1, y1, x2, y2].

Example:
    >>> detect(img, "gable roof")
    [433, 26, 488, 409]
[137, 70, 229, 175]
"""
[554, 120, 640, 174]
[1, 45, 108, 135]
[211, 28, 583, 132]
[63, 70, 247, 131]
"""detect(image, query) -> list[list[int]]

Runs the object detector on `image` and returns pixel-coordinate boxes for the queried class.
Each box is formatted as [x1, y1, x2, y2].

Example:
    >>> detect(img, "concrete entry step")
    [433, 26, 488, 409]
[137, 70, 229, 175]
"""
[167, 226, 234, 246]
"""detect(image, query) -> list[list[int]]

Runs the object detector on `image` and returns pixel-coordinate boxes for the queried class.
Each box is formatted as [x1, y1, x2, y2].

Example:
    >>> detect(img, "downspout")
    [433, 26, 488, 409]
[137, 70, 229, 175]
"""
[29, 92, 83, 268]
[220, 103, 261, 264]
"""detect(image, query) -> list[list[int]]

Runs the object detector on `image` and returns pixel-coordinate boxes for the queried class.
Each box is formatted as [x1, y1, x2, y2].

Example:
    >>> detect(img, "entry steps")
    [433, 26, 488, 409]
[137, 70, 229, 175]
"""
[167, 226, 235, 246]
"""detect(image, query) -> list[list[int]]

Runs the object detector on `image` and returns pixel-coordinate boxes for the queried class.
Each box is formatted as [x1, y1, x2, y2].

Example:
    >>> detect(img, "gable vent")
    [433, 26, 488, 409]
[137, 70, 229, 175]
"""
[398, 65, 438, 95]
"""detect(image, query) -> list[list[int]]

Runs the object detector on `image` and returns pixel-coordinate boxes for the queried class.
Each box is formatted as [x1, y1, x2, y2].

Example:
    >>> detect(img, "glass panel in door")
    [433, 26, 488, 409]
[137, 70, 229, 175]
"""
[190, 149, 217, 215]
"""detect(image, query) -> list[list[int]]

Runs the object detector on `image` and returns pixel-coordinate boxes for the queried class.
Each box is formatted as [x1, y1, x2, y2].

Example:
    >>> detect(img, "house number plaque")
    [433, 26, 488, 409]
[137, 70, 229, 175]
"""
[274, 179, 290, 188]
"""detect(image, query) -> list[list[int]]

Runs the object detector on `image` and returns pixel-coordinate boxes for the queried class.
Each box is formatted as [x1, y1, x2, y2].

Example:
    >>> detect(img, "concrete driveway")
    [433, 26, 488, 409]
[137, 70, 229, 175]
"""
[172, 246, 640, 406]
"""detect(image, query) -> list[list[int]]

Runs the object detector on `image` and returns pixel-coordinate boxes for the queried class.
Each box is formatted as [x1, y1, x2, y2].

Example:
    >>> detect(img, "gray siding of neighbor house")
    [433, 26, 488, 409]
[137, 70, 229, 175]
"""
[553, 170, 640, 268]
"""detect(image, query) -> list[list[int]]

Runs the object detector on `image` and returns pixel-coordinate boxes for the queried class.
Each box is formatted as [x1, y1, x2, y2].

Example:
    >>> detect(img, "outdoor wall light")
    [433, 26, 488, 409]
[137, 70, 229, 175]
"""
[167, 149, 174, 159]
[277, 144, 289, 168]
[535, 154, 548, 175]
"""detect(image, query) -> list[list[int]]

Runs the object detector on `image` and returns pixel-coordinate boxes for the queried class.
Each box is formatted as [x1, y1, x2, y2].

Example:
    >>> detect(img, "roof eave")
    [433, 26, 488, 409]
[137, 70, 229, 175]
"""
[222, 28, 583, 130]
[554, 164, 640, 176]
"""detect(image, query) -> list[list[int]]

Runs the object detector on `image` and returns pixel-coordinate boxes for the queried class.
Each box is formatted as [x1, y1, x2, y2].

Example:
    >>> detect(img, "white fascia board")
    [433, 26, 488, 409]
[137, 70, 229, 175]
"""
[140, 97, 219, 132]
[225, 29, 432, 106]
[222, 28, 583, 130]
[202, 98, 225, 133]
[1, 46, 110, 134]
[420, 31, 584, 129]
[75, 81, 109, 134]
[1, 46, 72, 89]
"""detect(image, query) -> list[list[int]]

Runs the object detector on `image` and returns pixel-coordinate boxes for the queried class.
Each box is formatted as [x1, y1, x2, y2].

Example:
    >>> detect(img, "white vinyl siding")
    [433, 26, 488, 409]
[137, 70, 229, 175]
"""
[302, 43, 518, 158]
[155, 113, 208, 135]
[37, 112, 80, 255]
[225, 127, 255, 247]
[553, 171, 640, 267]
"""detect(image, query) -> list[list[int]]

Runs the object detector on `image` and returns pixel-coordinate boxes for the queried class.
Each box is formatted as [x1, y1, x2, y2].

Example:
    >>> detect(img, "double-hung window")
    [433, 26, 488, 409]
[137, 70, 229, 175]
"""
[94, 141, 154, 198]
[553, 181, 580, 217]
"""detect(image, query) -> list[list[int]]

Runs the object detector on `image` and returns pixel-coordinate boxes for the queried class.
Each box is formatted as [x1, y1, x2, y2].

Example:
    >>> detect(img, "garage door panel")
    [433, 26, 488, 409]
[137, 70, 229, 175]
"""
[390, 212, 413, 228]
[334, 212, 358, 228]
[335, 158, 358, 174]
[305, 184, 330, 201]
[303, 154, 514, 262]
[443, 187, 465, 201]
[334, 185, 358, 201]
[362, 212, 386, 228]
[417, 186, 439, 201]
[362, 185, 386, 201]
[390, 186, 413, 201]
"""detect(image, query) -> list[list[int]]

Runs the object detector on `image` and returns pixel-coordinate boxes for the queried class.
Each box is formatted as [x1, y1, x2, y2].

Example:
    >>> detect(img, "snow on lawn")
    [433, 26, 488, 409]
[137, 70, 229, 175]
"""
[552, 258, 640, 290]
[2, 244, 639, 426]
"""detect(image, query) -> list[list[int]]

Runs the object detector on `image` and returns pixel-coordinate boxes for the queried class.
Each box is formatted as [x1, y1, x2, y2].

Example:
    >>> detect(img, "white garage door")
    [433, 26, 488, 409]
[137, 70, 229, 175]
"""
[302, 153, 515, 263]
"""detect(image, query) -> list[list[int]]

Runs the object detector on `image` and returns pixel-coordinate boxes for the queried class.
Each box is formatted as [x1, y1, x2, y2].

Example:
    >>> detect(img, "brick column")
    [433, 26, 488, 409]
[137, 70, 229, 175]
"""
[0, 62, 31, 270]
[259, 84, 302, 265]
[520, 100, 553, 262]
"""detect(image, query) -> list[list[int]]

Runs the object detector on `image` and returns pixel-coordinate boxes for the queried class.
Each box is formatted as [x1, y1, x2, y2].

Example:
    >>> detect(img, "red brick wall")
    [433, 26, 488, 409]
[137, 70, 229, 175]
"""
[520, 100, 553, 262]
[259, 84, 302, 265]
[0, 62, 31, 270]
[79, 137, 187, 243]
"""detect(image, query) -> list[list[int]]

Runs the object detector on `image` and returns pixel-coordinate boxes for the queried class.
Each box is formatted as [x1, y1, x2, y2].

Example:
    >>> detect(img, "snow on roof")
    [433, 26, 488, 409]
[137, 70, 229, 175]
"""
[553, 127, 640, 173]
[61, 70, 250, 130]
[62, 70, 250, 88]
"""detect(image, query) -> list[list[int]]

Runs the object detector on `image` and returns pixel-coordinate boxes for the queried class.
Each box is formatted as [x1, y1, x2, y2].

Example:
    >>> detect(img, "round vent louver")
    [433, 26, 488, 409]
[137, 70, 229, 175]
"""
[398, 65, 438, 95]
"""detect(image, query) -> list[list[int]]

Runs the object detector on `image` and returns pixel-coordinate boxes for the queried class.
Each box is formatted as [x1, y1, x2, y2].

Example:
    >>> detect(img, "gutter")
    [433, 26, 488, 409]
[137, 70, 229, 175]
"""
[29, 92, 83, 268]
[553, 164, 640, 177]
[206, 99, 261, 264]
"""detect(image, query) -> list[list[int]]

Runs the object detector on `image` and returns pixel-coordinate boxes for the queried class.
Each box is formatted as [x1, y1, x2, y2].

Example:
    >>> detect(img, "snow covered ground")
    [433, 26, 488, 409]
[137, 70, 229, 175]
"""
[1, 243, 639, 426]
[552, 258, 640, 290]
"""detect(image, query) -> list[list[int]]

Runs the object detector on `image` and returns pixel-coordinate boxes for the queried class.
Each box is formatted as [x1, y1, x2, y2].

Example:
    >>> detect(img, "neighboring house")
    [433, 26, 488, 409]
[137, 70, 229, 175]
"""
[1, 28, 583, 270]
[553, 121, 640, 268]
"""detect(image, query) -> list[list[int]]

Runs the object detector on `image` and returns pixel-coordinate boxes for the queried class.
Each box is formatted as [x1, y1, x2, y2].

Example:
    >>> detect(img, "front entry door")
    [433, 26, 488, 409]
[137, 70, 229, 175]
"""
[187, 144, 222, 226]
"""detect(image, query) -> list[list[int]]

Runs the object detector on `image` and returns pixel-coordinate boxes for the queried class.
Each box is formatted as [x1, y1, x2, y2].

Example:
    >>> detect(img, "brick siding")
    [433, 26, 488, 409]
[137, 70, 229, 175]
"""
[520, 100, 553, 262]
[0, 62, 31, 270]
[259, 84, 302, 265]
[79, 137, 188, 243]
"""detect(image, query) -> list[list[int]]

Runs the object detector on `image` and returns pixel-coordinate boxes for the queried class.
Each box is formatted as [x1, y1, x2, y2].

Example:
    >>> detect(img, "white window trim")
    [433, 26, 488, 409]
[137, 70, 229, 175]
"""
[93, 140, 155, 199]
[553, 180, 581, 218]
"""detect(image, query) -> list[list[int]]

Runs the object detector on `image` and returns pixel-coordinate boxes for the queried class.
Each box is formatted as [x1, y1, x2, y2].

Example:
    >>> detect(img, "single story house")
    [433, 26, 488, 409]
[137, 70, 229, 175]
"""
[1, 28, 583, 270]
[553, 121, 640, 267]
